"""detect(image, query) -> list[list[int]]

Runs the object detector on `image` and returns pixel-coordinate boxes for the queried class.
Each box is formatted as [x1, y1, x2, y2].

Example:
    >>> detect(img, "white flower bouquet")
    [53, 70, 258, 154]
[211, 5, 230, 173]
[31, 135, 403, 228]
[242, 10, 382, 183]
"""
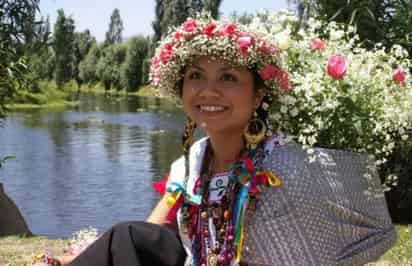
[247, 10, 412, 189]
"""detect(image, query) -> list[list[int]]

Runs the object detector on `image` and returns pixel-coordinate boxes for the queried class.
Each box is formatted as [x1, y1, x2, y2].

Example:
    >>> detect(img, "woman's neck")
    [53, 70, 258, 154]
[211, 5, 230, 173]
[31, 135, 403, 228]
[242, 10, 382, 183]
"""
[208, 131, 245, 173]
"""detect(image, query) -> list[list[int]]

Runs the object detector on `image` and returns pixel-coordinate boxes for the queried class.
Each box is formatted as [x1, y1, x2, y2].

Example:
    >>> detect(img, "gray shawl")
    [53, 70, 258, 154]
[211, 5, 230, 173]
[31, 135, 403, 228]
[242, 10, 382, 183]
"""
[168, 136, 396, 266]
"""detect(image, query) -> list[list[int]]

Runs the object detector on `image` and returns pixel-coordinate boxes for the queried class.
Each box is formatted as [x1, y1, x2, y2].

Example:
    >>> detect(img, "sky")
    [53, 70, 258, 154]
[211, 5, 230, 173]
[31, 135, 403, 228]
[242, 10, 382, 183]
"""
[39, 0, 290, 42]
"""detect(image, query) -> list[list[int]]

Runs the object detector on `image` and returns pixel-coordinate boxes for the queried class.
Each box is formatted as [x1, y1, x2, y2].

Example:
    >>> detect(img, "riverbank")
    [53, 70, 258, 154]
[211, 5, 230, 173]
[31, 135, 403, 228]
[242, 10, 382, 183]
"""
[76, 82, 172, 99]
[6, 81, 169, 111]
[1, 225, 411, 265]
[7, 81, 79, 111]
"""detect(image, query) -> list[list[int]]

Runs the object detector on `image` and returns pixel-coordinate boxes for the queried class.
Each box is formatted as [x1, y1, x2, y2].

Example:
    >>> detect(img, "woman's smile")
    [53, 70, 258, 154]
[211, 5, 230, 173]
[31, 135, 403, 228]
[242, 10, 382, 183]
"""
[197, 104, 227, 112]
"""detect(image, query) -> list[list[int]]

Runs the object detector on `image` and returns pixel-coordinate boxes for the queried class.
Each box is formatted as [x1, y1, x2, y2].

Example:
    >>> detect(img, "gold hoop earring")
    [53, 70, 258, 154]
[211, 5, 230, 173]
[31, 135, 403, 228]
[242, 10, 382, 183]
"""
[244, 115, 267, 150]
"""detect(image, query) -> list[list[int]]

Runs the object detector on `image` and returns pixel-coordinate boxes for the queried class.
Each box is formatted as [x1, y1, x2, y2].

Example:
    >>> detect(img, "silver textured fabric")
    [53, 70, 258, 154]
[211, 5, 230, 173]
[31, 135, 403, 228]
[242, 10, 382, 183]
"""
[242, 141, 396, 266]
[168, 137, 396, 266]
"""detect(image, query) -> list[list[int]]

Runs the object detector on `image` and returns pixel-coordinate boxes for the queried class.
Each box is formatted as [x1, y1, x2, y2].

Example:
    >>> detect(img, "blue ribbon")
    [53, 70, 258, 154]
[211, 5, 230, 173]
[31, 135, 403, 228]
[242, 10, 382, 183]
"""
[167, 181, 202, 205]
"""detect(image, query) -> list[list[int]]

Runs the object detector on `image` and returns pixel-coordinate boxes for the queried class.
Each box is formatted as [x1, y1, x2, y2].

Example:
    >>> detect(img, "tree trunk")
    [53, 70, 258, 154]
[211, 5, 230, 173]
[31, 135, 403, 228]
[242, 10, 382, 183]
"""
[0, 183, 33, 237]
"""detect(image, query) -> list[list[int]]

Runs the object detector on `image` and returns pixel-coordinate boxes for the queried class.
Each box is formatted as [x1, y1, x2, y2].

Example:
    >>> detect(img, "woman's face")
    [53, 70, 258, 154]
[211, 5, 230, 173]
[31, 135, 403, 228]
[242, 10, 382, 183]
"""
[182, 56, 263, 135]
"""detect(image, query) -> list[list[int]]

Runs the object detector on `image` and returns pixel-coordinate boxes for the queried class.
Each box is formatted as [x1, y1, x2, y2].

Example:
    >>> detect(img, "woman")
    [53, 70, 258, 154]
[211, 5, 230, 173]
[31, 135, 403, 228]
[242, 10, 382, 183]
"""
[34, 15, 396, 266]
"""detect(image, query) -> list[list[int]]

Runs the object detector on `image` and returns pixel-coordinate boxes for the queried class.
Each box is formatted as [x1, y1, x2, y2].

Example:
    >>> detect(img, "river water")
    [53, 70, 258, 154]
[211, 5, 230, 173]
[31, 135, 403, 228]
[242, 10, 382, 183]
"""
[0, 94, 186, 238]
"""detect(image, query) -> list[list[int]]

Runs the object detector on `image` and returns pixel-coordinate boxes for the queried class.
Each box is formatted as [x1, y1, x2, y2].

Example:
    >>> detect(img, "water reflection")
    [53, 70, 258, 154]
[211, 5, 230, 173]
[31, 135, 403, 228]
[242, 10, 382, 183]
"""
[0, 94, 186, 238]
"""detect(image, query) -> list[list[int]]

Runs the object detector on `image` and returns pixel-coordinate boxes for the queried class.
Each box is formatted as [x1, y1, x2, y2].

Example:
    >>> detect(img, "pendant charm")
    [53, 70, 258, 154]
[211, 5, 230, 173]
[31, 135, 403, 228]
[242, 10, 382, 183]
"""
[207, 253, 218, 266]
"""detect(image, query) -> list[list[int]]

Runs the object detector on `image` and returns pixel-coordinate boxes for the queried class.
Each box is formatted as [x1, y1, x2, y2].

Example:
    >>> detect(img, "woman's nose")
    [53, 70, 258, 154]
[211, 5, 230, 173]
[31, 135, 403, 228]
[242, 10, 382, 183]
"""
[198, 79, 220, 96]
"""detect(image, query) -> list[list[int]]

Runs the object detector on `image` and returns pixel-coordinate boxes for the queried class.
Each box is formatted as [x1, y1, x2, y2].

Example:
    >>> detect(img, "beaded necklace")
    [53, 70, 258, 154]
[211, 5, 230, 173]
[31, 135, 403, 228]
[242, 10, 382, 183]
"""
[179, 139, 280, 266]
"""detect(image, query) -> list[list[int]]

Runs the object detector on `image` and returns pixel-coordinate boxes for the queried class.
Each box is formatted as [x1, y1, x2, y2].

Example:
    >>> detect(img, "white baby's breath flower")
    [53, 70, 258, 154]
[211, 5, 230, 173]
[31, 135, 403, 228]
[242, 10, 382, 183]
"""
[290, 107, 299, 117]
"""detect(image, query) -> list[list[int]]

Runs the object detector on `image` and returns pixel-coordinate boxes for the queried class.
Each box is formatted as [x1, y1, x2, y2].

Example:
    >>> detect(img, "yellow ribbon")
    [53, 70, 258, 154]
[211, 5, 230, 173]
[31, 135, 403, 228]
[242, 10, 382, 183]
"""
[264, 170, 282, 187]
[166, 192, 181, 207]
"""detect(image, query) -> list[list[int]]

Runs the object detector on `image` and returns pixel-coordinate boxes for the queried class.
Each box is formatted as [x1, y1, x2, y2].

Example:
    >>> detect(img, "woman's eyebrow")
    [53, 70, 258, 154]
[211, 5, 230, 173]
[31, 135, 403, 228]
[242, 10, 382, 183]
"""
[189, 64, 205, 72]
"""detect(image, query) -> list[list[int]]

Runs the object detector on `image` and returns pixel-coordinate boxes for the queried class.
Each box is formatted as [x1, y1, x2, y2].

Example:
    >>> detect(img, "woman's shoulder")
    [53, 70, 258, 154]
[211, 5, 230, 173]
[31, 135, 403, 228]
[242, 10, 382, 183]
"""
[262, 134, 387, 209]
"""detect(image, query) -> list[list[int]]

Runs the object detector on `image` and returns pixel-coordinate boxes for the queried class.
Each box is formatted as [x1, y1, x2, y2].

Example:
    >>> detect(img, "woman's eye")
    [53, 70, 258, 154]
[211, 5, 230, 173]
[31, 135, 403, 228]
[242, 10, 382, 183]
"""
[221, 73, 238, 82]
[188, 71, 202, 80]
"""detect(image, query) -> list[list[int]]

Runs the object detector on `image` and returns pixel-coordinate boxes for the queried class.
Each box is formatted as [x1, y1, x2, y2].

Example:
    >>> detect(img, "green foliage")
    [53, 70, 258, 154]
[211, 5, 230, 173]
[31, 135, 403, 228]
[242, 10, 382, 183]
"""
[0, 0, 40, 119]
[152, 0, 164, 43]
[152, 0, 222, 42]
[230, 11, 254, 25]
[188, 0, 204, 16]
[290, 0, 412, 57]
[141, 57, 152, 85]
[12, 81, 69, 105]
[73, 29, 96, 86]
[52, 9, 76, 88]
[203, 0, 222, 19]
[105, 8, 123, 45]
[162, 0, 189, 32]
[121, 36, 150, 91]
[96, 44, 127, 91]
[79, 43, 101, 84]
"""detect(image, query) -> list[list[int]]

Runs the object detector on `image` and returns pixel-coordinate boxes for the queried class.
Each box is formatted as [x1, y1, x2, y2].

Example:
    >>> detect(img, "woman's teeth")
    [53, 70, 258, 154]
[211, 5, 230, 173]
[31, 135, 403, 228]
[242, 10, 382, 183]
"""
[199, 105, 225, 112]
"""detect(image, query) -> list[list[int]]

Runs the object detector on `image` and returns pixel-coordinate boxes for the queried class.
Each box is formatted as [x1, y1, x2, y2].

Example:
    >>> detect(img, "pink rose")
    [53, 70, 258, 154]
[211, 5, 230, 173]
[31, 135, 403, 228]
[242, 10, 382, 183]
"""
[221, 22, 237, 36]
[259, 41, 278, 55]
[310, 38, 326, 51]
[203, 22, 217, 37]
[174, 31, 183, 42]
[159, 45, 174, 64]
[279, 71, 291, 92]
[151, 56, 160, 68]
[236, 35, 254, 56]
[164, 42, 174, 52]
[327, 55, 349, 80]
[258, 64, 281, 81]
[393, 67, 407, 86]
[183, 18, 197, 33]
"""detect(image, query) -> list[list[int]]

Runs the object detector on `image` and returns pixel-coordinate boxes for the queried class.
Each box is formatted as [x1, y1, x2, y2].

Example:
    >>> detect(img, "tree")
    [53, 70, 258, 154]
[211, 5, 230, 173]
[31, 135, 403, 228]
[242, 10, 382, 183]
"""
[152, 0, 165, 43]
[121, 36, 150, 91]
[230, 11, 254, 25]
[79, 43, 101, 84]
[73, 30, 96, 86]
[162, 0, 189, 32]
[52, 9, 76, 88]
[105, 8, 123, 45]
[0, 0, 40, 119]
[23, 16, 53, 92]
[152, 0, 222, 43]
[188, 0, 204, 16]
[203, 0, 222, 19]
[96, 44, 127, 92]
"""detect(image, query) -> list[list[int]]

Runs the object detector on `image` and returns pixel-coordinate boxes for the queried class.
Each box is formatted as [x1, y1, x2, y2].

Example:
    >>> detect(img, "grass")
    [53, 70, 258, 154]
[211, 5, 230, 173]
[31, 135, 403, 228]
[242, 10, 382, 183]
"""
[8, 101, 79, 110]
[0, 236, 69, 266]
[0, 225, 411, 265]
[7, 81, 79, 111]
[77, 82, 166, 98]
[374, 225, 412, 265]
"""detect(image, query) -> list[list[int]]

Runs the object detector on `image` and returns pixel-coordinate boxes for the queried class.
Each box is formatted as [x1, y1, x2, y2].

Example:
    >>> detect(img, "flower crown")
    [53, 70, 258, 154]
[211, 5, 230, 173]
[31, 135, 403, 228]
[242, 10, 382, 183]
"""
[150, 14, 291, 97]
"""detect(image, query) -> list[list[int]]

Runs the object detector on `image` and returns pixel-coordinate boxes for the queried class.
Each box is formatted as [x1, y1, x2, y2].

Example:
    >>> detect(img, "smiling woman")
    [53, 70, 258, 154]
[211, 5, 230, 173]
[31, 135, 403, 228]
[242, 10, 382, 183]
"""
[182, 57, 263, 144]
[33, 13, 395, 266]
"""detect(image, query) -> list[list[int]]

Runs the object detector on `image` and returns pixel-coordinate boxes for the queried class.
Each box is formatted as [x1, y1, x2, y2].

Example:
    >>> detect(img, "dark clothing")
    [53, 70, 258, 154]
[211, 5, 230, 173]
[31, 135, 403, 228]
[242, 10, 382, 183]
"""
[69, 221, 186, 266]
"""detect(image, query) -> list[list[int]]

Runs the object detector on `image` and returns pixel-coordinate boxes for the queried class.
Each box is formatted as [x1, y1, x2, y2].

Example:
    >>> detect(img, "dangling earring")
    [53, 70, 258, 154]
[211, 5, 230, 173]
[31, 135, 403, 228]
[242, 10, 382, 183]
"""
[182, 116, 196, 155]
[244, 112, 267, 150]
